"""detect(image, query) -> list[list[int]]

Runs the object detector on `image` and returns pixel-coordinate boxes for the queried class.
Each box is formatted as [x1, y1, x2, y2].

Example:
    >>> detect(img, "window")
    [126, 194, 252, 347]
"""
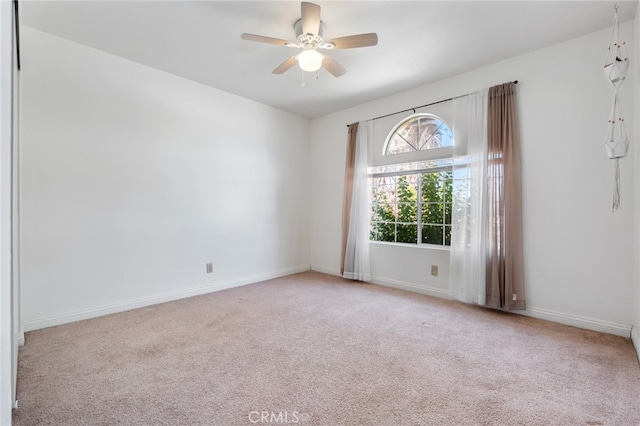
[384, 114, 453, 155]
[369, 114, 453, 246]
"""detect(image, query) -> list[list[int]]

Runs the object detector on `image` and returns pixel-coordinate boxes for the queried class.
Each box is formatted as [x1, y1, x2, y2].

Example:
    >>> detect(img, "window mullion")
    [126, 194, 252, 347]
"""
[394, 130, 418, 151]
[442, 173, 446, 246]
[369, 164, 453, 179]
[394, 177, 398, 243]
[419, 121, 445, 150]
[417, 173, 422, 245]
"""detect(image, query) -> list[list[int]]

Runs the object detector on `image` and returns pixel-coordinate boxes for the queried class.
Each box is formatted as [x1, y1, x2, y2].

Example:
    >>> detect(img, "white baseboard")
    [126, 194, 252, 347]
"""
[372, 275, 631, 338]
[310, 265, 633, 338]
[632, 326, 640, 361]
[26, 263, 633, 340]
[370, 275, 451, 299]
[310, 264, 341, 277]
[518, 306, 632, 338]
[22, 264, 311, 332]
[17, 331, 24, 347]
[310, 266, 451, 301]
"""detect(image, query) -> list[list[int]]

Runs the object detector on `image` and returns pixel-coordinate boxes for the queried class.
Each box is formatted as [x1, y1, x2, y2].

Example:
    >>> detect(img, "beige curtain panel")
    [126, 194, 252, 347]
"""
[340, 122, 358, 275]
[486, 82, 525, 311]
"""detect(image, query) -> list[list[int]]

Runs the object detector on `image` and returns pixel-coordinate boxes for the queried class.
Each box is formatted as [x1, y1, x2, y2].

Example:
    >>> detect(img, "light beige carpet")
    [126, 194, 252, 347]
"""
[13, 271, 640, 425]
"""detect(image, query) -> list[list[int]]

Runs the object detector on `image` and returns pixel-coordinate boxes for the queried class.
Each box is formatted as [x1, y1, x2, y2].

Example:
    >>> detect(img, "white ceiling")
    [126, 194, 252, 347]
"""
[22, 1, 638, 118]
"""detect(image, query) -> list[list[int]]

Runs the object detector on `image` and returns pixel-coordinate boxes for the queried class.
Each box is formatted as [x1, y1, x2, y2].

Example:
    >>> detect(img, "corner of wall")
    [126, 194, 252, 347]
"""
[310, 264, 341, 277]
[632, 326, 640, 362]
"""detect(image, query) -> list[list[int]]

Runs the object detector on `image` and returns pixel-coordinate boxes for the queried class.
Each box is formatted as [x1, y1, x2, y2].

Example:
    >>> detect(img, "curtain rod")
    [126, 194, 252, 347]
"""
[347, 80, 518, 127]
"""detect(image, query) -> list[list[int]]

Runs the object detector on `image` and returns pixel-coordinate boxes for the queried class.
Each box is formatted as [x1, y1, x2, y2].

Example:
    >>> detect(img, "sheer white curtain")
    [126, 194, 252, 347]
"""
[449, 90, 489, 305]
[343, 121, 372, 281]
[342, 121, 373, 281]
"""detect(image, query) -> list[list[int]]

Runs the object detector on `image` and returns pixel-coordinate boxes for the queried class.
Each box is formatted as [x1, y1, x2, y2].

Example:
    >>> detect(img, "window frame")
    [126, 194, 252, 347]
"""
[380, 113, 453, 164]
[369, 113, 454, 248]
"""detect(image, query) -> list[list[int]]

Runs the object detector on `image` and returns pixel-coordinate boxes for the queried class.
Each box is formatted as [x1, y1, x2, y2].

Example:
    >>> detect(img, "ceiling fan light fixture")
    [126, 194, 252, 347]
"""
[241, 2, 378, 78]
[297, 49, 324, 72]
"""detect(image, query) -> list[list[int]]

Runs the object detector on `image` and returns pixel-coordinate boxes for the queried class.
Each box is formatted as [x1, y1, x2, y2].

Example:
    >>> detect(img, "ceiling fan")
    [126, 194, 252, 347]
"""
[241, 2, 378, 77]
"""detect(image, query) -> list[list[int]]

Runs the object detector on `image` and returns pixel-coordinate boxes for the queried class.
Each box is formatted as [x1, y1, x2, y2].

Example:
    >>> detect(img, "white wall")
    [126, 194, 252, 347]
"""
[311, 22, 635, 336]
[20, 27, 311, 330]
[11, 0, 21, 408]
[0, 0, 15, 423]
[633, 6, 640, 357]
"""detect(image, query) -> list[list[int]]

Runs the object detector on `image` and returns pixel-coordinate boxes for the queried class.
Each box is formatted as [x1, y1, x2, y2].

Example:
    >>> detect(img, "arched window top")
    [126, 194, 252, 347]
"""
[383, 113, 453, 155]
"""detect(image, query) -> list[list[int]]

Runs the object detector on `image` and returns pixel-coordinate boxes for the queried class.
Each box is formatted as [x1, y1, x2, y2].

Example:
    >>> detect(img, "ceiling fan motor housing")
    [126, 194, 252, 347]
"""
[240, 1, 377, 77]
[294, 19, 326, 46]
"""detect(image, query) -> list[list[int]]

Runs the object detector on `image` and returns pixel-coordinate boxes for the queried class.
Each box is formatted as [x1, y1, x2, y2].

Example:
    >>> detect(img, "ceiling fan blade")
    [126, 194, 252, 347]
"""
[301, 2, 321, 36]
[241, 33, 291, 46]
[322, 55, 346, 77]
[272, 56, 298, 74]
[327, 33, 378, 49]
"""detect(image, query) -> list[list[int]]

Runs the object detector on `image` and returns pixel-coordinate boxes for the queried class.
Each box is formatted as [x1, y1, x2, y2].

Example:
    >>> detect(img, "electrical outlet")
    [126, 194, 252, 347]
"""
[206, 263, 213, 274]
[430, 265, 438, 276]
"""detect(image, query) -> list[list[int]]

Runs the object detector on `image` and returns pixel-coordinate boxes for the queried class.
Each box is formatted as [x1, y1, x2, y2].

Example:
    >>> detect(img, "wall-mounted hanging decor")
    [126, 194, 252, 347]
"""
[604, 5, 629, 211]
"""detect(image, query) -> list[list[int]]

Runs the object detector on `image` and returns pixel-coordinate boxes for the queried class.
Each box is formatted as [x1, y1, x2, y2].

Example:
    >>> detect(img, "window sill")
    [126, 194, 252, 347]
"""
[369, 240, 451, 251]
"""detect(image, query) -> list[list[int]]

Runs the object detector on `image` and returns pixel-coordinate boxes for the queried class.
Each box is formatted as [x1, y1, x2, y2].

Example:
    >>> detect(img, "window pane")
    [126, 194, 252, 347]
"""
[397, 224, 417, 244]
[373, 186, 396, 204]
[444, 203, 452, 225]
[421, 203, 444, 224]
[397, 203, 417, 224]
[418, 118, 447, 150]
[371, 176, 396, 203]
[422, 225, 444, 245]
[369, 156, 453, 246]
[442, 171, 453, 203]
[386, 133, 415, 154]
[396, 175, 417, 202]
[421, 172, 443, 202]
[397, 121, 418, 150]
[396, 176, 417, 225]
[370, 222, 379, 241]
[384, 114, 453, 156]
[372, 222, 395, 242]
[374, 203, 396, 222]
